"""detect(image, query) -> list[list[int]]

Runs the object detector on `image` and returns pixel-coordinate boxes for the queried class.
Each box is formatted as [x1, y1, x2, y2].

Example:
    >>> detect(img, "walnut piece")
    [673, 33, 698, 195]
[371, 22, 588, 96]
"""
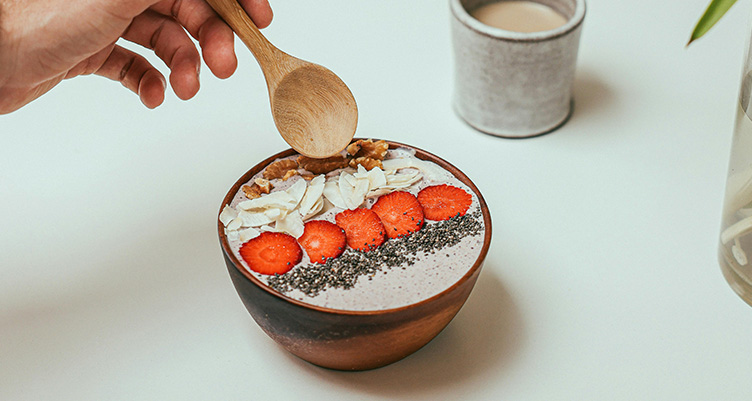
[263, 159, 298, 180]
[242, 178, 274, 199]
[297, 155, 349, 175]
[282, 169, 298, 181]
[347, 139, 388, 160]
[345, 142, 362, 156]
[349, 157, 383, 171]
[241, 185, 261, 199]
[253, 178, 272, 193]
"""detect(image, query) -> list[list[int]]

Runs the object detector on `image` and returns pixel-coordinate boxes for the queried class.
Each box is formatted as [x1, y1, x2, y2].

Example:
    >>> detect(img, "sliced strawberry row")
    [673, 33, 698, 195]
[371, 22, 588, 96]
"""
[240, 184, 472, 274]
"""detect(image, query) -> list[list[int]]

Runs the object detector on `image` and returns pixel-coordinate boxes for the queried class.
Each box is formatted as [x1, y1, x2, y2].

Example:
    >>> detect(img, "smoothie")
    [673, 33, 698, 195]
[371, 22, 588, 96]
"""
[220, 140, 485, 311]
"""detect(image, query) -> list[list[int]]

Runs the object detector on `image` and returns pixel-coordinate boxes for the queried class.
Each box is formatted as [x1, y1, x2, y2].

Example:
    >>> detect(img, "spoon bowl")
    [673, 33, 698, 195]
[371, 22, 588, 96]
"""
[206, 0, 357, 158]
[271, 64, 357, 158]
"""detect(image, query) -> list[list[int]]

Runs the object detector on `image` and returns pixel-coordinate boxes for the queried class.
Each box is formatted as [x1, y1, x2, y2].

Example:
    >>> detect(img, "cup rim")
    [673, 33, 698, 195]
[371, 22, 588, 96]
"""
[450, 0, 586, 42]
[217, 139, 493, 316]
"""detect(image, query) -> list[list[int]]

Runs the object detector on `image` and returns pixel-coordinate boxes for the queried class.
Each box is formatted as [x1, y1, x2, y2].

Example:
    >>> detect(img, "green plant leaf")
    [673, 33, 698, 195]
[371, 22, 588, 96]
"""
[688, 0, 739, 45]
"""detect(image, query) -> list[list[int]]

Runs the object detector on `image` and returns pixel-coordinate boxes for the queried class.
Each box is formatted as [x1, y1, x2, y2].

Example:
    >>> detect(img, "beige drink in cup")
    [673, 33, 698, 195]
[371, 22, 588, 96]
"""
[471, 0, 568, 33]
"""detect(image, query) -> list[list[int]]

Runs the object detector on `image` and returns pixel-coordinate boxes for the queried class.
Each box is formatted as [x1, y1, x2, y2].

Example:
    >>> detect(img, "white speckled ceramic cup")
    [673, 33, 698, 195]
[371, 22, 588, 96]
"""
[451, 0, 585, 138]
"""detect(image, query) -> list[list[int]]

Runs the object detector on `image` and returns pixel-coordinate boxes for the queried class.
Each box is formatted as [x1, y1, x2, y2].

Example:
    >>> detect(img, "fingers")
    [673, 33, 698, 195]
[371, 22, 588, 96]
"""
[151, 0, 218, 39]
[150, 0, 238, 79]
[197, 16, 236, 79]
[100, 0, 275, 108]
[122, 10, 200, 100]
[150, 0, 273, 78]
[110, 0, 273, 29]
[95, 45, 166, 109]
[148, 0, 236, 79]
[151, 0, 273, 33]
[238, 0, 274, 28]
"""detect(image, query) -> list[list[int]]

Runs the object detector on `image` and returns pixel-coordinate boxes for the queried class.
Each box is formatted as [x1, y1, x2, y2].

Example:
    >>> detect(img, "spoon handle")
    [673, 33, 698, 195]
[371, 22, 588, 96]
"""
[205, 0, 288, 83]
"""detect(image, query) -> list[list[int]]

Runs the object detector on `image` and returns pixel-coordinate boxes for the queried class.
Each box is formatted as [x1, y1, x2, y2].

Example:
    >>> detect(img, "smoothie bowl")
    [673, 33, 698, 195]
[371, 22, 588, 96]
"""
[217, 139, 491, 370]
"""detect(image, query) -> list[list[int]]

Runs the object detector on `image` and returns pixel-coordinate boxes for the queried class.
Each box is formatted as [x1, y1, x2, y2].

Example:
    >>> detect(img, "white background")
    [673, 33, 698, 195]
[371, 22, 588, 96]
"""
[2, 0, 752, 399]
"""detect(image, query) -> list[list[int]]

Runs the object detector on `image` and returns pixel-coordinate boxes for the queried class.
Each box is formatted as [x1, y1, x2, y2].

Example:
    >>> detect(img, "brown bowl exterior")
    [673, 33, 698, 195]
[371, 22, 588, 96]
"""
[218, 140, 492, 371]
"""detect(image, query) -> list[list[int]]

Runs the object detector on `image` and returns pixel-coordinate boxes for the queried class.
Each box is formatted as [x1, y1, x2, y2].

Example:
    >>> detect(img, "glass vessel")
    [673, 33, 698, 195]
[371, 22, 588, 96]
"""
[719, 34, 752, 306]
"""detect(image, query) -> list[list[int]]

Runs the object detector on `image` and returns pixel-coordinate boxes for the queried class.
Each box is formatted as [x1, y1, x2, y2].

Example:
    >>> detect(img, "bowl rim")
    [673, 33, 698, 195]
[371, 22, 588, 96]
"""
[218, 139, 492, 316]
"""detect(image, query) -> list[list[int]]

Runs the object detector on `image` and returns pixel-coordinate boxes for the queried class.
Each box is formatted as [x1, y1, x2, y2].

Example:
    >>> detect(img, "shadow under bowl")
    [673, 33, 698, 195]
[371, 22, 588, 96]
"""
[218, 140, 492, 370]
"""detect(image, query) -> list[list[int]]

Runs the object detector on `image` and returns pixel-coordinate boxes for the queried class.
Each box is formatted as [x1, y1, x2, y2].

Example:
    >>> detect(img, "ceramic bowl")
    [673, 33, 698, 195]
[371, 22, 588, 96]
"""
[217, 140, 492, 370]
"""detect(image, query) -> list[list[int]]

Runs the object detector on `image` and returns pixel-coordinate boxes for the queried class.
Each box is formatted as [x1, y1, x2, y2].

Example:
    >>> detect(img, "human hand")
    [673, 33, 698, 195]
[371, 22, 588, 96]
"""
[0, 0, 273, 114]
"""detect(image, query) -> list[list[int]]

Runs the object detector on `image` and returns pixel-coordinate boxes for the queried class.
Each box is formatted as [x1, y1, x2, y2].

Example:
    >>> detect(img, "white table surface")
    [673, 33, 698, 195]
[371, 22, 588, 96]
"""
[2, 0, 752, 399]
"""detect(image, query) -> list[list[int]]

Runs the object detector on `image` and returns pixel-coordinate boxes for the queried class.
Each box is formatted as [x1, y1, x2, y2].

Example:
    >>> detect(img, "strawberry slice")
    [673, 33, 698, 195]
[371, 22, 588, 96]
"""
[335, 208, 386, 252]
[298, 220, 347, 264]
[371, 191, 424, 239]
[417, 184, 472, 221]
[239, 232, 302, 275]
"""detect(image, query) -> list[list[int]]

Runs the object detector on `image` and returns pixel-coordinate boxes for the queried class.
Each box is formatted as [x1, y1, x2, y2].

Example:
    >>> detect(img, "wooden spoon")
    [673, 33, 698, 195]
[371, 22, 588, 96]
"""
[206, 0, 357, 158]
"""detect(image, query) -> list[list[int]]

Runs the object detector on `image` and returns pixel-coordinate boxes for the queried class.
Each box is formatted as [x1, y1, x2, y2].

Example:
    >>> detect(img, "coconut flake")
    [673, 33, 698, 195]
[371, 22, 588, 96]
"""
[383, 157, 446, 181]
[258, 224, 276, 232]
[385, 170, 422, 189]
[264, 208, 285, 221]
[299, 174, 325, 216]
[302, 197, 324, 220]
[347, 177, 369, 209]
[320, 197, 336, 215]
[382, 157, 416, 172]
[276, 210, 304, 238]
[219, 205, 238, 226]
[237, 191, 296, 211]
[353, 164, 369, 179]
[366, 167, 387, 190]
[226, 229, 239, 241]
[342, 172, 358, 187]
[238, 227, 260, 242]
[227, 216, 243, 231]
[323, 179, 347, 209]
[286, 178, 307, 208]
[238, 210, 274, 227]
[339, 172, 368, 209]
[367, 187, 392, 198]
